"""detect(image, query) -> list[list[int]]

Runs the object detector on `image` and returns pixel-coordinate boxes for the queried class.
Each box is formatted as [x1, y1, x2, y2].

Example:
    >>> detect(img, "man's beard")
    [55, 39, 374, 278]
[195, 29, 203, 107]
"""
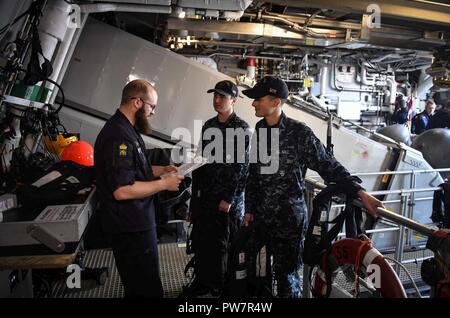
[135, 107, 152, 134]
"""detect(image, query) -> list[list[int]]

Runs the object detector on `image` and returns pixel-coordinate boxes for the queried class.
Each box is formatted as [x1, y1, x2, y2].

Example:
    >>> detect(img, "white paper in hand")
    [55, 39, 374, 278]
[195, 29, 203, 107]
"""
[161, 156, 208, 178]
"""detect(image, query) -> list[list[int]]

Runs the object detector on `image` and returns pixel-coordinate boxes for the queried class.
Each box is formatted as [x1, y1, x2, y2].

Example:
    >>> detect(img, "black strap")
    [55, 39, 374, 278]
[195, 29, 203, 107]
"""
[304, 184, 364, 297]
[184, 256, 196, 278]
[24, 26, 53, 86]
[324, 252, 339, 298]
[304, 184, 344, 266]
[344, 197, 364, 238]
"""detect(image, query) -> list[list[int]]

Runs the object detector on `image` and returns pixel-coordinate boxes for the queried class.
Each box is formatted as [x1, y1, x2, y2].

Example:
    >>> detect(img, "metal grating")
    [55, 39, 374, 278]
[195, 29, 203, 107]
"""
[159, 243, 192, 298]
[50, 243, 192, 298]
[51, 249, 124, 298]
[48, 245, 432, 298]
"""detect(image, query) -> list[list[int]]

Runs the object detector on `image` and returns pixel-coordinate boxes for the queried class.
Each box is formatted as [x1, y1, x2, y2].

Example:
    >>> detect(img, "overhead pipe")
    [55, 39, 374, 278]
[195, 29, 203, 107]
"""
[205, 52, 285, 61]
[37, 0, 71, 66]
[49, 13, 89, 104]
[39, 0, 71, 42]
[397, 64, 433, 72]
[367, 53, 397, 63]
[246, 56, 256, 80]
[416, 68, 433, 100]
[79, 3, 171, 14]
[191, 40, 299, 50]
[46, 24, 76, 97]
[304, 9, 323, 28]
[319, 59, 329, 96]
[309, 94, 329, 111]
[245, 10, 444, 50]
[266, 0, 450, 27]
[33, 0, 71, 101]
[361, 62, 375, 86]
[243, 11, 344, 39]
[244, 11, 361, 30]
[386, 77, 397, 113]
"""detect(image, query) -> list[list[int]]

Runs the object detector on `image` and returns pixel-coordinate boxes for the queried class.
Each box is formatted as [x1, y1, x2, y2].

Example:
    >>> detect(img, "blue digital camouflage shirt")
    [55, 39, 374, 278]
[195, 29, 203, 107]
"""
[190, 112, 251, 216]
[245, 111, 363, 224]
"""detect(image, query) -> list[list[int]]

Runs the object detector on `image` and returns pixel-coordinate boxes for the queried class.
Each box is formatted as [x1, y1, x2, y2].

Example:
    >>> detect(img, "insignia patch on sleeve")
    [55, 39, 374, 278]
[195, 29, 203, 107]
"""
[119, 143, 128, 156]
[112, 141, 134, 168]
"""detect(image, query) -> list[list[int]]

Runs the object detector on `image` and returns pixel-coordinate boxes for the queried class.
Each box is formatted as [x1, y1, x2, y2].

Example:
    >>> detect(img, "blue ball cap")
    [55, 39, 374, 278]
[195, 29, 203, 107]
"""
[242, 76, 289, 100]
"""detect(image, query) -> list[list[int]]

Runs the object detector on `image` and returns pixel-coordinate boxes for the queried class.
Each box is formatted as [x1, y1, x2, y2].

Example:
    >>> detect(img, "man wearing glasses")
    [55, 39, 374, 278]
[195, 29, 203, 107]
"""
[94, 79, 184, 297]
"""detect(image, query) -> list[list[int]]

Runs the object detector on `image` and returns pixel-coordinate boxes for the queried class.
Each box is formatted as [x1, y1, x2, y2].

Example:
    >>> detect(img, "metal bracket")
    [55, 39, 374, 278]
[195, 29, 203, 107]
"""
[26, 224, 65, 253]
[360, 14, 372, 41]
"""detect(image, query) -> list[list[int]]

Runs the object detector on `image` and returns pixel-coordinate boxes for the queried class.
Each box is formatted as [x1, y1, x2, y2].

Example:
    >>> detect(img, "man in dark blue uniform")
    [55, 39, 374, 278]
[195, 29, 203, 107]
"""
[94, 79, 184, 297]
[187, 80, 251, 296]
[428, 100, 450, 129]
[412, 100, 435, 134]
[392, 95, 415, 125]
[242, 76, 384, 298]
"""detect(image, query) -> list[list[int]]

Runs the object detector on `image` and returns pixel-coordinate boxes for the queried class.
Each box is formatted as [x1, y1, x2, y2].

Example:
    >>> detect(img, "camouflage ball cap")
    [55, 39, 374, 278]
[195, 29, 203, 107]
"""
[242, 76, 289, 99]
[207, 80, 239, 98]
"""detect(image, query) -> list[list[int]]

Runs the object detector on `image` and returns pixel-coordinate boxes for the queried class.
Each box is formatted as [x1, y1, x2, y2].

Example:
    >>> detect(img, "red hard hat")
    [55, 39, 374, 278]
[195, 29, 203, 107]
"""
[60, 140, 94, 166]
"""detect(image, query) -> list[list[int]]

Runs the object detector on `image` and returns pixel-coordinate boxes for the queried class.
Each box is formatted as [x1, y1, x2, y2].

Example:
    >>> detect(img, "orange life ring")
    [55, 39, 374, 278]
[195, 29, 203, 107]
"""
[312, 238, 407, 298]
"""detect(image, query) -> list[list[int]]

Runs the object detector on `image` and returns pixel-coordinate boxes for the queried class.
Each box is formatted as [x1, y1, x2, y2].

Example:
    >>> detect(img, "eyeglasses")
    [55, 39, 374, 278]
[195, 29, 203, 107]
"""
[130, 97, 156, 112]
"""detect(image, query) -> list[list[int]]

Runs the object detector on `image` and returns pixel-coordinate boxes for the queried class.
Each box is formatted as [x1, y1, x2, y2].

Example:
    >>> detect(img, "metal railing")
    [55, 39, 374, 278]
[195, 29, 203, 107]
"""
[308, 167, 450, 249]
[302, 168, 450, 298]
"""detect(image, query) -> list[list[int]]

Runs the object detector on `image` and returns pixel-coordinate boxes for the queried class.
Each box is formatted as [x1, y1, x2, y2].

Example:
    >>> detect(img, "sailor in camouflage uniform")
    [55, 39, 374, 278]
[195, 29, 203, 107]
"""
[242, 76, 383, 298]
[188, 80, 251, 295]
